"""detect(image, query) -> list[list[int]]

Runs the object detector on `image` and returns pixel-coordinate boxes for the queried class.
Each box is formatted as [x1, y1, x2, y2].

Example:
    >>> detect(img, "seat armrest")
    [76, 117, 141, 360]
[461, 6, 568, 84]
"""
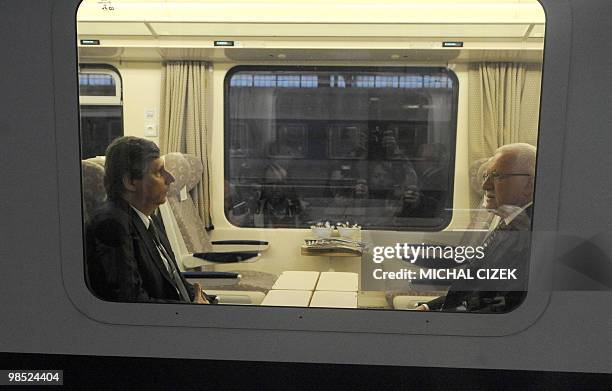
[192, 251, 260, 263]
[211, 240, 269, 246]
[210, 240, 270, 253]
[181, 271, 240, 279]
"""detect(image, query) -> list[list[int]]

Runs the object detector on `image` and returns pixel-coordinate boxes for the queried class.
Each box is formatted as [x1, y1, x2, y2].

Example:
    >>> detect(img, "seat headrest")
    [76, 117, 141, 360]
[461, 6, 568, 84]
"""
[164, 152, 202, 197]
[183, 154, 204, 180]
[88, 156, 106, 167]
[82, 160, 106, 220]
[469, 157, 492, 195]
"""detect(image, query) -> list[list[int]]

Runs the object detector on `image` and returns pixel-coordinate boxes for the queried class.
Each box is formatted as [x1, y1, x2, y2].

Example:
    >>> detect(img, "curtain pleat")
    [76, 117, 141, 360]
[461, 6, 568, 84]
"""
[159, 61, 212, 228]
[468, 62, 541, 208]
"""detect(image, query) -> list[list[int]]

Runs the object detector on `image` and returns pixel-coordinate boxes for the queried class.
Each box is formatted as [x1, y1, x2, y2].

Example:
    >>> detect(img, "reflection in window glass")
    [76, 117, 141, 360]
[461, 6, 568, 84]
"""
[79, 73, 117, 96]
[225, 67, 458, 230]
[328, 124, 368, 159]
[229, 121, 250, 157]
[76, 0, 544, 314]
[78, 68, 123, 159]
[269, 124, 308, 158]
[80, 105, 123, 159]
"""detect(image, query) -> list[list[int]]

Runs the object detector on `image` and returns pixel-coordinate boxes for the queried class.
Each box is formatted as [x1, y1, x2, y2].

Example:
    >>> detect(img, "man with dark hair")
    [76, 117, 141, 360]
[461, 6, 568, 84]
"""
[86, 136, 211, 304]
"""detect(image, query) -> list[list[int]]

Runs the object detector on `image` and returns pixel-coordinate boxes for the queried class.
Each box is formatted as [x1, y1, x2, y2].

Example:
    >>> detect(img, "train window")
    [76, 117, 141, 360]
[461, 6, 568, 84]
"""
[225, 67, 457, 230]
[78, 67, 123, 159]
[72, 0, 546, 323]
[225, 67, 458, 230]
[79, 73, 117, 97]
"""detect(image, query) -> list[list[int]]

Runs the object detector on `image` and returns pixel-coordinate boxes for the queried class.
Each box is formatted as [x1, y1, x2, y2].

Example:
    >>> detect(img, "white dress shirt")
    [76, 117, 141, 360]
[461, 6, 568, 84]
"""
[130, 205, 172, 274]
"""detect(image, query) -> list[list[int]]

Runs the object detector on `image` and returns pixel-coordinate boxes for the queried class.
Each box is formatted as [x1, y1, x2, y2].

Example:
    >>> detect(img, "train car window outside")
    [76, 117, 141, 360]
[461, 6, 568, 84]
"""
[73, 0, 544, 319]
[225, 67, 458, 231]
[79, 73, 116, 96]
[78, 67, 123, 159]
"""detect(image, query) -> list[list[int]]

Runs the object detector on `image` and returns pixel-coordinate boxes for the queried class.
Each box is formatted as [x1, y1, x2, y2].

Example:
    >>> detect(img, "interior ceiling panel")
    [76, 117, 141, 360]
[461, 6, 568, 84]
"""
[458, 49, 543, 63]
[147, 22, 533, 38]
[159, 48, 218, 60]
[78, 22, 152, 35]
[77, 0, 546, 25]
[78, 46, 124, 59]
[77, 46, 542, 63]
[224, 48, 461, 62]
[530, 24, 545, 38]
[119, 47, 163, 60]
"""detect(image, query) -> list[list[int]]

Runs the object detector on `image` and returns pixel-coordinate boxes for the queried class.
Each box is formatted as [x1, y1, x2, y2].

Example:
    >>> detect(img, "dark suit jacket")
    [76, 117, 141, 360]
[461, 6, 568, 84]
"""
[86, 199, 195, 303]
[427, 205, 533, 312]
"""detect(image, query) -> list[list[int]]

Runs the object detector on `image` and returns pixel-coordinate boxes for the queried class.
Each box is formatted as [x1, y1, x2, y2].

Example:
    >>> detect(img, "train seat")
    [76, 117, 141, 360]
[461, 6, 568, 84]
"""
[162, 152, 214, 254]
[81, 158, 105, 223]
[163, 152, 269, 261]
[163, 152, 277, 295]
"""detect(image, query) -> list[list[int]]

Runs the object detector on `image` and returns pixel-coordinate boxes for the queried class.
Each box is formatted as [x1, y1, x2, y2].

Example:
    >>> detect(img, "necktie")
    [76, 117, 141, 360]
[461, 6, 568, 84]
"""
[482, 219, 508, 250]
[147, 218, 191, 302]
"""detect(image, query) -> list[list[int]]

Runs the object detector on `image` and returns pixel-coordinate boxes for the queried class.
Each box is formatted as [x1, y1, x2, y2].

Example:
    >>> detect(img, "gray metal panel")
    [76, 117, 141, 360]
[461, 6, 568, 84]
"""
[0, 0, 611, 373]
[552, 0, 612, 292]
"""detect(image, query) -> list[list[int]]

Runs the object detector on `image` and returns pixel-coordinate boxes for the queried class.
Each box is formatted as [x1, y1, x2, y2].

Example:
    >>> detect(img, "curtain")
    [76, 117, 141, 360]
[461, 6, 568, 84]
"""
[468, 62, 542, 207]
[159, 61, 212, 228]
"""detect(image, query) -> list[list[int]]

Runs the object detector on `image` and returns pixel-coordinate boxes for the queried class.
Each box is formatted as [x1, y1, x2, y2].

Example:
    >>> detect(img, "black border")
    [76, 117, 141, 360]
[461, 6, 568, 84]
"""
[2, 352, 610, 391]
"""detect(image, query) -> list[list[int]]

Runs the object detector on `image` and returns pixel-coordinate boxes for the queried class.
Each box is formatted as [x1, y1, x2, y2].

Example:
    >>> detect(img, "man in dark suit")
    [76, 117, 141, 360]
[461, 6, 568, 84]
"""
[86, 136, 210, 304]
[417, 143, 536, 312]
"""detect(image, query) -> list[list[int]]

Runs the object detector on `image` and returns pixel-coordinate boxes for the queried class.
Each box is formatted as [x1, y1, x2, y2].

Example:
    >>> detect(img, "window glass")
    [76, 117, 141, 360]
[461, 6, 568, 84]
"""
[77, 0, 544, 315]
[78, 68, 123, 159]
[225, 67, 457, 230]
[80, 105, 123, 159]
[79, 73, 117, 96]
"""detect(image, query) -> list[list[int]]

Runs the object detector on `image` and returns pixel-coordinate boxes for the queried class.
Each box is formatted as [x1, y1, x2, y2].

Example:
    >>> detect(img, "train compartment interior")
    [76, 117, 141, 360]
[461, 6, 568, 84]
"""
[76, 0, 544, 311]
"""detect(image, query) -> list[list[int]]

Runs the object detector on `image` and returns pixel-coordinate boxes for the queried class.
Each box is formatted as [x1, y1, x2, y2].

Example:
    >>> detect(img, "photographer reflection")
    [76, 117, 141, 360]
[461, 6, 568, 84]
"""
[224, 179, 255, 226]
[368, 129, 420, 219]
[323, 163, 369, 222]
[255, 162, 308, 227]
[410, 143, 450, 218]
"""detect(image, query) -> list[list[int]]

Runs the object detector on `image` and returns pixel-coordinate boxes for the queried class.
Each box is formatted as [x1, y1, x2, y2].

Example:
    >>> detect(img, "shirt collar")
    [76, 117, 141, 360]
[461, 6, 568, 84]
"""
[501, 202, 533, 225]
[130, 205, 150, 229]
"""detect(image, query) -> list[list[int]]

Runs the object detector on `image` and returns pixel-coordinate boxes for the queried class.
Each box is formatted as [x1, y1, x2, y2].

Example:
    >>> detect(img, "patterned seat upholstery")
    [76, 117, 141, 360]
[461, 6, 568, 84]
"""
[81, 158, 106, 222]
[164, 152, 213, 253]
[163, 152, 276, 293]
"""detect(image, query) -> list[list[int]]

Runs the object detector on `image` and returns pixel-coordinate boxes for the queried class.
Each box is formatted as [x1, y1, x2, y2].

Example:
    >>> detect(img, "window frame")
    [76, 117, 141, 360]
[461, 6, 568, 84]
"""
[78, 65, 123, 105]
[56, 0, 562, 338]
[78, 64, 124, 158]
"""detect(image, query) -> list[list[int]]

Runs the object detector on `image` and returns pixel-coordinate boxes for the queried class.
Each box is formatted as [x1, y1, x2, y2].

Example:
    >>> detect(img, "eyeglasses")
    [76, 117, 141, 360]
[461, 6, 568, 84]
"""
[482, 172, 532, 182]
